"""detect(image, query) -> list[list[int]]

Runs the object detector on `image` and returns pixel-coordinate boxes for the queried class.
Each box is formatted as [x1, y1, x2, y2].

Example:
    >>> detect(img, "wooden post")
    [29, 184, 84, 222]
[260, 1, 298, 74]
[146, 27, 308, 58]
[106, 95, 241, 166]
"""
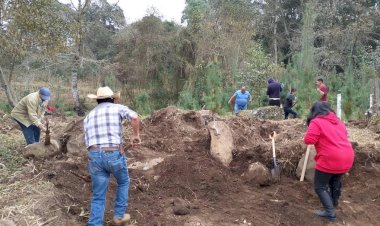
[337, 93, 342, 119]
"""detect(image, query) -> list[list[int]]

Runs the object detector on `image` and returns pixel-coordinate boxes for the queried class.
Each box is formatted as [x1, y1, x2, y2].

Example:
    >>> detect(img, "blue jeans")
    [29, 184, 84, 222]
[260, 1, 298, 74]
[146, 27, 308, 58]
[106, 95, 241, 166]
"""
[284, 107, 298, 119]
[15, 120, 40, 145]
[88, 150, 130, 226]
[234, 104, 247, 113]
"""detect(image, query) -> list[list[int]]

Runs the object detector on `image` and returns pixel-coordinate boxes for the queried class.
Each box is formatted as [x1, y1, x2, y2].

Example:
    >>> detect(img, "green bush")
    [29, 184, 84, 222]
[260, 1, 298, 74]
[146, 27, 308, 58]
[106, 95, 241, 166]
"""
[0, 100, 12, 113]
[178, 88, 199, 110]
[135, 92, 151, 115]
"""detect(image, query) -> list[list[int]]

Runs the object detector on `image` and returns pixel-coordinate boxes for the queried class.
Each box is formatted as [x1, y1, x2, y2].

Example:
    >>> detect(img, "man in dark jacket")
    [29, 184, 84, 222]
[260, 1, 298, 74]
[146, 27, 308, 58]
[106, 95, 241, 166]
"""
[284, 88, 298, 119]
[267, 78, 282, 106]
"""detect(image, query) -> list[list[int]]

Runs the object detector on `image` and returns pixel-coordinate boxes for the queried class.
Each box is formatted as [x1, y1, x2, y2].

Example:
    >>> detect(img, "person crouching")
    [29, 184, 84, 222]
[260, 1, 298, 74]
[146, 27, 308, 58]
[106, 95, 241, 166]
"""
[304, 101, 354, 221]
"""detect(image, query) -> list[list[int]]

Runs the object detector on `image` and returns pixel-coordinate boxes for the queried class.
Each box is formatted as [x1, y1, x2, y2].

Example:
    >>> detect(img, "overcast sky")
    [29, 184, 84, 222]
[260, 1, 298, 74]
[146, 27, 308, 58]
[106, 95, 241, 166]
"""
[59, 0, 186, 24]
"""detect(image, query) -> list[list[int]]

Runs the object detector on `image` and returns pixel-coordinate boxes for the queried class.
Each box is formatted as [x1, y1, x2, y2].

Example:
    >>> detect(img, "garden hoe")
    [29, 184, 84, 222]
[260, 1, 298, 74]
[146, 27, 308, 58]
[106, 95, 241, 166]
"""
[270, 131, 281, 181]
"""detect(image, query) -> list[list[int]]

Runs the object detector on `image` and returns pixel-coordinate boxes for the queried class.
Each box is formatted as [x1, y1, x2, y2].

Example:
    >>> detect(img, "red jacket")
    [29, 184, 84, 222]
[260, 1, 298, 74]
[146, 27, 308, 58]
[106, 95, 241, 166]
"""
[304, 112, 354, 174]
[319, 84, 328, 101]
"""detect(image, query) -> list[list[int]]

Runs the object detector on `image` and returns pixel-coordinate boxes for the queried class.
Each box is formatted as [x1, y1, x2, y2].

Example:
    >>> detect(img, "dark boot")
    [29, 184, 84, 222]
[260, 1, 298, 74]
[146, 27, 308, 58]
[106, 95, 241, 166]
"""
[314, 210, 337, 221]
[315, 189, 336, 221]
[330, 180, 342, 208]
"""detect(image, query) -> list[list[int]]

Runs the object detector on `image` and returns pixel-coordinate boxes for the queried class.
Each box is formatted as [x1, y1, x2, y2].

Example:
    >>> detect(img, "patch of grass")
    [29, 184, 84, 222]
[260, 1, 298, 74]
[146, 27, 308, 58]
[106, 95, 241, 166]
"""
[0, 100, 12, 113]
[0, 148, 25, 172]
[0, 134, 25, 173]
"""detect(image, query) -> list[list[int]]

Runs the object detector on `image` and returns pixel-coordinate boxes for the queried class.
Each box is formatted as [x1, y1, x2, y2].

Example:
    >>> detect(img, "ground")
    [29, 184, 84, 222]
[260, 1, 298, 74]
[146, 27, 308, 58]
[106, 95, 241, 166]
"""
[0, 107, 379, 226]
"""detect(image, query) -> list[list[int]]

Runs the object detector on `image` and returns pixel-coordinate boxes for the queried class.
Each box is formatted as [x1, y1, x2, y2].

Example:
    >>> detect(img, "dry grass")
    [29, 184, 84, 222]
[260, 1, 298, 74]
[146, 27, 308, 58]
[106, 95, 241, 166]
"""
[0, 169, 58, 226]
[347, 127, 380, 146]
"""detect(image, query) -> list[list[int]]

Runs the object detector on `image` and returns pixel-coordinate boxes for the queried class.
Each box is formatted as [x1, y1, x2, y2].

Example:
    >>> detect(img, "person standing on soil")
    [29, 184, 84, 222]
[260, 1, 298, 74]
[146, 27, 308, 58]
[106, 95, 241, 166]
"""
[266, 78, 282, 107]
[283, 88, 298, 119]
[228, 85, 252, 115]
[316, 78, 328, 102]
[11, 87, 50, 145]
[304, 101, 354, 221]
[84, 86, 141, 226]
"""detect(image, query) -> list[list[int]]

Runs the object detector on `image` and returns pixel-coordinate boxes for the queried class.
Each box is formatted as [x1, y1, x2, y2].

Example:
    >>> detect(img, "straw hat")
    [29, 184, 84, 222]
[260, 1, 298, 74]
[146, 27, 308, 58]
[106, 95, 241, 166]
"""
[87, 87, 120, 100]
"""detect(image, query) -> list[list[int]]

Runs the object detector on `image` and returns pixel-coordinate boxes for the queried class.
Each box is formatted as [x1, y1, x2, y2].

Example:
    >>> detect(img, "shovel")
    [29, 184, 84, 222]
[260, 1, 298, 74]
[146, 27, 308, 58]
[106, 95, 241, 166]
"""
[269, 131, 281, 181]
[300, 145, 312, 182]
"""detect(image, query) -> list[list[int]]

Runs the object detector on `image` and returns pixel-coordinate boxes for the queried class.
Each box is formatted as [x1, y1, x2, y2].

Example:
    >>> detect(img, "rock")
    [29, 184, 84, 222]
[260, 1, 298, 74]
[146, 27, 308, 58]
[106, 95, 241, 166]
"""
[242, 162, 271, 186]
[23, 139, 61, 159]
[0, 219, 16, 226]
[208, 121, 233, 167]
[296, 146, 317, 181]
[172, 198, 190, 215]
[368, 115, 380, 133]
[66, 133, 86, 156]
[173, 205, 190, 215]
[172, 197, 189, 207]
[240, 106, 283, 120]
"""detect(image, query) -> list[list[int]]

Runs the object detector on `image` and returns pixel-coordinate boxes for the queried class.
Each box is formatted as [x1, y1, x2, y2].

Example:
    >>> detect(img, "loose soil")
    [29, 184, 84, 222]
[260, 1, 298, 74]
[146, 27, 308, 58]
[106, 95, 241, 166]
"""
[1, 106, 380, 226]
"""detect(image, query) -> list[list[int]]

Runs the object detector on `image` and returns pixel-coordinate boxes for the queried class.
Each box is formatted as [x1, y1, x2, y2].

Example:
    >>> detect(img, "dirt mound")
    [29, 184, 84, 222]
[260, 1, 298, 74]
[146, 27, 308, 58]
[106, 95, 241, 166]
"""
[228, 118, 307, 177]
[5, 106, 380, 226]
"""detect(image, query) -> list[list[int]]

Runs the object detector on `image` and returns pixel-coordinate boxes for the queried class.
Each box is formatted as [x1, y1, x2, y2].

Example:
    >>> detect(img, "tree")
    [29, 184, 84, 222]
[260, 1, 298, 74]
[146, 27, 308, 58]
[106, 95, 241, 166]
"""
[0, 0, 68, 107]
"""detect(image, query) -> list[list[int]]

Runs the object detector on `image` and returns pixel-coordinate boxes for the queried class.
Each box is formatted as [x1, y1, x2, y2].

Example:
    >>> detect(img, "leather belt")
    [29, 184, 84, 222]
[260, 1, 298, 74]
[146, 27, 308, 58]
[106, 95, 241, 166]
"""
[88, 146, 119, 151]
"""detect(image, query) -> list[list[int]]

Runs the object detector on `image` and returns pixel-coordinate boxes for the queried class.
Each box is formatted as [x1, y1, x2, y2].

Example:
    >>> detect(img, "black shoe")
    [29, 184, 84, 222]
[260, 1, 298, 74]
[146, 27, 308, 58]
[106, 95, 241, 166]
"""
[314, 210, 336, 221]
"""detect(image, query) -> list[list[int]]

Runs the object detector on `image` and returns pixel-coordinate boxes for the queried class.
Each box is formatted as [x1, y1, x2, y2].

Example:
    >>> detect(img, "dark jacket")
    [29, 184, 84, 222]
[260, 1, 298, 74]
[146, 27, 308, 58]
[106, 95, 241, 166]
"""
[267, 79, 282, 99]
[284, 92, 295, 108]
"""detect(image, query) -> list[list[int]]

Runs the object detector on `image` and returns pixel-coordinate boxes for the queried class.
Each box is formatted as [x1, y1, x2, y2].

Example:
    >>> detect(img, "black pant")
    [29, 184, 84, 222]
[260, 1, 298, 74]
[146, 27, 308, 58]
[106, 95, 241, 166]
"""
[284, 107, 298, 119]
[314, 170, 343, 214]
[268, 99, 281, 107]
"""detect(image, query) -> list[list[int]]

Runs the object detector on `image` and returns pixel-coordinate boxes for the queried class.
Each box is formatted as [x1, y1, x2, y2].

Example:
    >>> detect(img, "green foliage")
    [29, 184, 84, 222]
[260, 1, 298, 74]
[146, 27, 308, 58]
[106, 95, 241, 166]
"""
[236, 44, 275, 107]
[104, 74, 116, 90]
[135, 93, 151, 115]
[0, 134, 25, 172]
[201, 63, 225, 113]
[0, 100, 12, 113]
[0, 147, 25, 172]
[178, 87, 199, 110]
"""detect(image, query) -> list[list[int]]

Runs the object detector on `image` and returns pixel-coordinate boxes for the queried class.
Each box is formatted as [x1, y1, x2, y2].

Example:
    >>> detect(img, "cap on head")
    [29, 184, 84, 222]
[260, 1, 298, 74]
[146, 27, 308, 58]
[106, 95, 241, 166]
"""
[39, 87, 51, 101]
[87, 86, 114, 99]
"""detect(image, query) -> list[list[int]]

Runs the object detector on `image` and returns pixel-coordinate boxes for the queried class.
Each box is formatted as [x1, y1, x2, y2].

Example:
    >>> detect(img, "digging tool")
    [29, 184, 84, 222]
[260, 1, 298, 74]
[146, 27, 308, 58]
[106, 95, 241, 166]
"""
[269, 131, 281, 181]
[44, 119, 51, 145]
[300, 145, 312, 182]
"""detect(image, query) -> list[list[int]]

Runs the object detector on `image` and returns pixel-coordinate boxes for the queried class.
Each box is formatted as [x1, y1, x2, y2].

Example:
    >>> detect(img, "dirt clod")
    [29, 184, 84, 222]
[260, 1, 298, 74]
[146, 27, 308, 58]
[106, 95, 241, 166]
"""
[243, 162, 271, 186]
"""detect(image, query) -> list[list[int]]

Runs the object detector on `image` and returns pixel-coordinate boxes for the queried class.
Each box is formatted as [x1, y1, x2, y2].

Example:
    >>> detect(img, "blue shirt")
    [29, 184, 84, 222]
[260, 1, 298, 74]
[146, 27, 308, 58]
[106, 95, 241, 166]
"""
[234, 90, 251, 107]
[83, 103, 137, 148]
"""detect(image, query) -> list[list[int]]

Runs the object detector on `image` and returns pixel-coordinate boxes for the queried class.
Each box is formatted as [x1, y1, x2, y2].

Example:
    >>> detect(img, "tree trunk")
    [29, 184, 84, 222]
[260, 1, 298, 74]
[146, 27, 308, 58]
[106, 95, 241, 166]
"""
[0, 66, 17, 107]
[71, 54, 85, 116]
[70, 0, 89, 117]
[8, 56, 16, 85]
[374, 78, 380, 113]
[273, 0, 278, 66]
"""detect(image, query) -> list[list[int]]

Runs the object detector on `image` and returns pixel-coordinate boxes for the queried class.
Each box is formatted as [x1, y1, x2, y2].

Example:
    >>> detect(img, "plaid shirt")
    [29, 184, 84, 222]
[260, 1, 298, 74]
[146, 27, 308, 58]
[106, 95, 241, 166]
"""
[83, 103, 137, 148]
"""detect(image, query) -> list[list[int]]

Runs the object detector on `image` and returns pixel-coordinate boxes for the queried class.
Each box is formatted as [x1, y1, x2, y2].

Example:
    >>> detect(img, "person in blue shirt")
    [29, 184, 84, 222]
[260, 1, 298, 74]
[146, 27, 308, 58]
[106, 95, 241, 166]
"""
[228, 85, 252, 115]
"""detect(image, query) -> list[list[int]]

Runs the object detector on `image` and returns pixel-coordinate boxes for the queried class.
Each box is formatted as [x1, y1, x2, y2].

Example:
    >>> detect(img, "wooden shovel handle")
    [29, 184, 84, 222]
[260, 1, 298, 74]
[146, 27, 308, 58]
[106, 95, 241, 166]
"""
[300, 145, 312, 182]
[270, 131, 277, 159]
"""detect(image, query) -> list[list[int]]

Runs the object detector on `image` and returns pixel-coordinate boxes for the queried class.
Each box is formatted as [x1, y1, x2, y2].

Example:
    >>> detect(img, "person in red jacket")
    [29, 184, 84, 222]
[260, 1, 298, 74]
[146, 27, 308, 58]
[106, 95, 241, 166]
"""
[316, 78, 328, 101]
[304, 101, 354, 221]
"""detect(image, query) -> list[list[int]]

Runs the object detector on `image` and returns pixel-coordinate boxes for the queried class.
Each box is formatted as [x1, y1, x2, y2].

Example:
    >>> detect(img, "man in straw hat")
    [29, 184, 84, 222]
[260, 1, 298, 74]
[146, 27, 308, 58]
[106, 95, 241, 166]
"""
[84, 86, 141, 225]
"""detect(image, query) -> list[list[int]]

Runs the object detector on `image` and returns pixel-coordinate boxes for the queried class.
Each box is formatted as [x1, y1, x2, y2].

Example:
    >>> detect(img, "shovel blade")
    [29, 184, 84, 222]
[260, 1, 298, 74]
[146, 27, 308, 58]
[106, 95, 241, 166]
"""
[271, 166, 281, 181]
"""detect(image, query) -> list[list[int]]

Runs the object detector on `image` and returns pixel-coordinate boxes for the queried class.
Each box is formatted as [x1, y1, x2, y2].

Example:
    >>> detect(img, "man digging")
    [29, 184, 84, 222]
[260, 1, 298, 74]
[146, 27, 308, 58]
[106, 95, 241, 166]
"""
[84, 87, 141, 226]
[11, 87, 51, 145]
